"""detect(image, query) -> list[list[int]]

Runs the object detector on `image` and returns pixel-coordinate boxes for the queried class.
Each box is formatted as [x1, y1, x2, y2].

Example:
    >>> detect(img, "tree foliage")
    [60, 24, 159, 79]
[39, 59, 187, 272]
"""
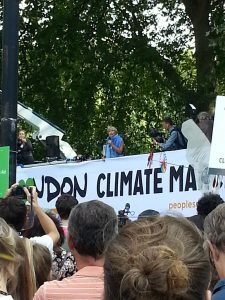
[1, 0, 225, 157]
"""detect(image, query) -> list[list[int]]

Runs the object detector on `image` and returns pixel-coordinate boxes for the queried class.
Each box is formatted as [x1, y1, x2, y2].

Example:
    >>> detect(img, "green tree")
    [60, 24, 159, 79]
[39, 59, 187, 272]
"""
[1, 0, 225, 156]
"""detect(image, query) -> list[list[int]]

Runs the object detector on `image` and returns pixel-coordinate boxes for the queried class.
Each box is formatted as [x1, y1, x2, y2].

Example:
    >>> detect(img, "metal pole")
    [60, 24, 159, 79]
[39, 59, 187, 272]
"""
[1, 0, 19, 186]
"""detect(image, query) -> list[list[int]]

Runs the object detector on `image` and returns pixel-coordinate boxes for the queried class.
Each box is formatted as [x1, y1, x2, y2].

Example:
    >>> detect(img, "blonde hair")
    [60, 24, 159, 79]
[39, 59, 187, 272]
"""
[0, 218, 21, 294]
[0, 221, 51, 300]
[104, 216, 210, 300]
[197, 112, 211, 121]
[13, 238, 36, 300]
[19, 239, 52, 294]
[107, 126, 118, 133]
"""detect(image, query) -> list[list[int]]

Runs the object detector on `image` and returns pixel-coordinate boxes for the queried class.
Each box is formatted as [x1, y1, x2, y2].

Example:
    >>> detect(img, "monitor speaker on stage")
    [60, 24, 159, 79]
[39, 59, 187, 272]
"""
[46, 135, 60, 159]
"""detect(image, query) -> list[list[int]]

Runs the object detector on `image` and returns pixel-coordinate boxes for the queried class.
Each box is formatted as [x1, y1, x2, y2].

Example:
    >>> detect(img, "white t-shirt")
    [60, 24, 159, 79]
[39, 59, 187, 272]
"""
[0, 296, 14, 299]
[29, 235, 53, 252]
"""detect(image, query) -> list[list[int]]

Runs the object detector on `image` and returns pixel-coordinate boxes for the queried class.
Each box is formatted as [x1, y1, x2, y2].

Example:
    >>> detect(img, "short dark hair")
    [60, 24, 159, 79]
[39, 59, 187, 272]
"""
[138, 209, 159, 219]
[0, 197, 27, 231]
[68, 200, 118, 259]
[197, 193, 224, 217]
[163, 117, 173, 126]
[56, 194, 78, 220]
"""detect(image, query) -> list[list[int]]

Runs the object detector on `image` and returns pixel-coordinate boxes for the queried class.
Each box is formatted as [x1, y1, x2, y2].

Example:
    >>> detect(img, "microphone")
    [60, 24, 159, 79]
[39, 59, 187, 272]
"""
[107, 136, 112, 148]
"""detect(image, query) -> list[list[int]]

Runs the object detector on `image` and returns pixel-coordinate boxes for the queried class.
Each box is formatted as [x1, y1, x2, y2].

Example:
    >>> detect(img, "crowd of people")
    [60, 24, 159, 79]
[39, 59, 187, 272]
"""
[0, 184, 224, 300]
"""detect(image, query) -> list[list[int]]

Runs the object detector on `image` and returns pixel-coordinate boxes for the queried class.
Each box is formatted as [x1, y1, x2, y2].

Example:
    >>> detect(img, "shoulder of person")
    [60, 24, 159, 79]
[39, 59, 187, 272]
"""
[212, 291, 225, 300]
[213, 279, 225, 300]
[34, 277, 68, 299]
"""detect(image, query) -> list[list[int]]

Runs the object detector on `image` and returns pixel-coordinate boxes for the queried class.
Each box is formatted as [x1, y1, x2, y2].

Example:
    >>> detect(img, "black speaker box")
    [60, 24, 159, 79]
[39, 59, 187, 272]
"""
[46, 135, 60, 159]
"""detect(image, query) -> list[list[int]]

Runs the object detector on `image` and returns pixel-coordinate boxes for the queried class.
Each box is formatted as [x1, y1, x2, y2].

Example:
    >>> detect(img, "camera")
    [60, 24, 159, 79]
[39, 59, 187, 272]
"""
[118, 203, 131, 228]
[149, 128, 164, 143]
[74, 155, 87, 162]
[11, 185, 33, 199]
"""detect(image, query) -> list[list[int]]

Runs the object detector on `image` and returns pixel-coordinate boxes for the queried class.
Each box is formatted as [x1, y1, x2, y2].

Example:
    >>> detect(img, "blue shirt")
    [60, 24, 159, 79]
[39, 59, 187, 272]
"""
[160, 127, 178, 151]
[105, 134, 123, 158]
[213, 279, 225, 300]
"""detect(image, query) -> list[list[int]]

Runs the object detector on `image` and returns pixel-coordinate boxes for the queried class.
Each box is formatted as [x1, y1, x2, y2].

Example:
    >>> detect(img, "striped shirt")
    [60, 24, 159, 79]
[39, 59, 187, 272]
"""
[33, 266, 104, 300]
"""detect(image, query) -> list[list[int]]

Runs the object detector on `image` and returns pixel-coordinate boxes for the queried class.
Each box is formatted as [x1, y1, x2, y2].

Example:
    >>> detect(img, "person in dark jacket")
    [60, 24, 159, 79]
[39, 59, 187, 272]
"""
[204, 203, 225, 300]
[154, 117, 187, 151]
[17, 130, 34, 165]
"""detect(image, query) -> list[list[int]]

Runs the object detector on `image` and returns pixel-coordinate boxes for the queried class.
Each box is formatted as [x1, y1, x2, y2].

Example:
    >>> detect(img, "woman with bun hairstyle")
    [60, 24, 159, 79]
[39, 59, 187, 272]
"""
[104, 216, 211, 300]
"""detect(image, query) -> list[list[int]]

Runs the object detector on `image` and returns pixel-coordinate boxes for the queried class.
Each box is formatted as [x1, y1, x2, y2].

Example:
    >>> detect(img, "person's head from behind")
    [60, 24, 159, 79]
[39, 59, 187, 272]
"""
[68, 200, 117, 265]
[107, 126, 118, 138]
[138, 209, 159, 219]
[197, 193, 224, 217]
[104, 216, 210, 300]
[56, 194, 78, 221]
[33, 243, 52, 289]
[162, 117, 173, 131]
[0, 218, 21, 295]
[0, 196, 27, 232]
[204, 203, 225, 280]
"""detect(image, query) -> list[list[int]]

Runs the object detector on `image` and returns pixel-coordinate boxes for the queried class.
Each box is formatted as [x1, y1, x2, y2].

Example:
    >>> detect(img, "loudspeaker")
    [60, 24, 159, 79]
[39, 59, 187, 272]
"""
[46, 136, 60, 159]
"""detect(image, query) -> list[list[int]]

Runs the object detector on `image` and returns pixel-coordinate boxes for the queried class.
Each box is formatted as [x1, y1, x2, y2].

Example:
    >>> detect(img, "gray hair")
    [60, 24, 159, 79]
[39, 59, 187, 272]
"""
[204, 203, 225, 252]
[197, 112, 211, 121]
[107, 126, 118, 133]
[68, 200, 118, 259]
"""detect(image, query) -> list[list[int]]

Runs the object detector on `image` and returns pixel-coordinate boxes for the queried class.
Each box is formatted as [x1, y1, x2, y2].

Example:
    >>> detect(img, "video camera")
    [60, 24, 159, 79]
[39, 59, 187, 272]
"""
[149, 128, 164, 143]
[10, 185, 33, 200]
[74, 155, 87, 162]
[118, 203, 131, 228]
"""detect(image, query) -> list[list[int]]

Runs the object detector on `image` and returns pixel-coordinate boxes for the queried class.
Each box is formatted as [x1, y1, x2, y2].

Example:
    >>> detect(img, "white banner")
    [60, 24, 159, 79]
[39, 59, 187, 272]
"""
[209, 96, 225, 175]
[17, 150, 224, 217]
